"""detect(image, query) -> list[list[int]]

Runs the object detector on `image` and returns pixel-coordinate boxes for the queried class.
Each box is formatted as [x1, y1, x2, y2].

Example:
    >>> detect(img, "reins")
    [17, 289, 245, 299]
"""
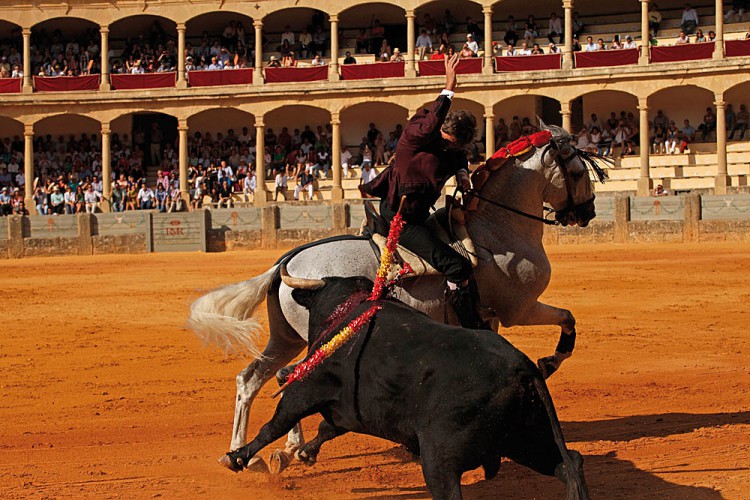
[465, 189, 560, 226]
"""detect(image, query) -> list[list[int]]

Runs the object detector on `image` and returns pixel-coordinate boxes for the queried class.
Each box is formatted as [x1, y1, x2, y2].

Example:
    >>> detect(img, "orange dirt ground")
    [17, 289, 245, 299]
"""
[1, 242, 749, 499]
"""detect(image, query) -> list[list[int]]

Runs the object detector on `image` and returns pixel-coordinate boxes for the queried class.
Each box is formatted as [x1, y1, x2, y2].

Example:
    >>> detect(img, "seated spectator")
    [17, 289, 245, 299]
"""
[137, 182, 154, 209]
[623, 35, 638, 50]
[548, 12, 563, 44]
[311, 54, 325, 66]
[360, 162, 377, 185]
[505, 44, 517, 56]
[311, 25, 327, 56]
[708, 30, 716, 42]
[217, 178, 233, 208]
[168, 185, 183, 212]
[548, 43, 561, 54]
[281, 50, 297, 68]
[524, 15, 539, 44]
[700, 107, 716, 141]
[13, 199, 28, 216]
[378, 39, 392, 62]
[431, 45, 447, 59]
[0, 186, 12, 215]
[416, 29, 432, 60]
[725, 104, 736, 134]
[649, 3, 663, 36]
[293, 165, 314, 200]
[695, 29, 707, 43]
[50, 185, 65, 214]
[575, 126, 593, 151]
[572, 12, 585, 38]
[390, 48, 404, 62]
[465, 34, 479, 55]
[531, 43, 544, 55]
[517, 42, 532, 56]
[84, 183, 101, 212]
[681, 3, 699, 35]
[155, 183, 168, 212]
[460, 43, 475, 58]
[675, 31, 690, 45]
[466, 17, 482, 37]
[504, 15, 520, 46]
[509, 116, 522, 141]
[572, 36, 582, 52]
[652, 184, 670, 196]
[652, 124, 667, 154]
[496, 118, 509, 144]
[725, 0, 747, 21]
[355, 29, 369, 54]
[267, 55, 281, 68]
[610, 38, 623, 50]
[584, 36, 598, 51]
[343, 51, 357, 64]
[111, 184, 125, 212]
[299, 28, 313, 59]
[729, 104, 749, 140]
[596, 38, 607, 50]
[681, 119, 696, 152]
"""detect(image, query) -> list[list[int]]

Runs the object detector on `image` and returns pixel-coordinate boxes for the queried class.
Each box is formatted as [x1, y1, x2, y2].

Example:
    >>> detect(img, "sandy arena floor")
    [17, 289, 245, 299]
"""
[1, 242, 749, 499]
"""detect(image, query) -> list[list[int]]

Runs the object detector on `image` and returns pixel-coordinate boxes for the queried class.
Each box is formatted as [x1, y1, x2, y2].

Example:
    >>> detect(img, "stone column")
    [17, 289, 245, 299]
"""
[329, 15, 340, 81]
[639, 0, 650, 65]
[254, 20, 264, 85]
[482, 6, 494, 75]
[100, 27, 110, 91]
[714, 0, 725, 59]
[177, 23, 187, 88]
[714, 96, 729, 194]
[255, 116, 270, 206]
[331, 112, 344, 201]
[178, 120, 189, 206]
[405, 10, 416, 77]
[23, 124, 33, 208]
[101, 123, 111, 211]
[484, 108, 495, 159]
[562, 0, 574, 70]
[637, 99, 652, 196]
[560, 100, 572, 133]
[22, 28, 32, 93]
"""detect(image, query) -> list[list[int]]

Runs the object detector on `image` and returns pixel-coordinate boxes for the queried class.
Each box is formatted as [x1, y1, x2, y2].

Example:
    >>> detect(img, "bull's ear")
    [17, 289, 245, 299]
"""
[291, 288, 317, 309]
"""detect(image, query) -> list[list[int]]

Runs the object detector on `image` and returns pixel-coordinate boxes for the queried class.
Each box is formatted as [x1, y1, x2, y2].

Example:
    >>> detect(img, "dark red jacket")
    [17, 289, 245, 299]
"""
[359, 95, 467, 222]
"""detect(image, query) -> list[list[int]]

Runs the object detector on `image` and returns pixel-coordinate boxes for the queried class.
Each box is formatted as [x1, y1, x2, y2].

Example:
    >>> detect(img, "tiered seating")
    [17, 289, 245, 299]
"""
[598, 142, 750, 193]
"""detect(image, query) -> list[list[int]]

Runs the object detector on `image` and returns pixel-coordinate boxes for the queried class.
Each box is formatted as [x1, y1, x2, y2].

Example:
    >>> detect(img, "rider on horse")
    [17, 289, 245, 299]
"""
[360, 54, 487, 330]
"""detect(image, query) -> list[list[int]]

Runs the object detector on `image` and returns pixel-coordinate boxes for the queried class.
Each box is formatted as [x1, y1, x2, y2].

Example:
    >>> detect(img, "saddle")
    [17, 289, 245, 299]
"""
[361, 200, 478, 280]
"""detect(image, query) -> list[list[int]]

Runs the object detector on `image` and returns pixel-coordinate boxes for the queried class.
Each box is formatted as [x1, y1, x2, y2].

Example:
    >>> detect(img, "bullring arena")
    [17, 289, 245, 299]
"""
[1, 0, 750, 498]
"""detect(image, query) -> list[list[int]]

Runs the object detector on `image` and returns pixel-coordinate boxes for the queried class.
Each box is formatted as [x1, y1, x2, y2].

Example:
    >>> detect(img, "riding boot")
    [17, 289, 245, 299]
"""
[446, 281, 490, 330]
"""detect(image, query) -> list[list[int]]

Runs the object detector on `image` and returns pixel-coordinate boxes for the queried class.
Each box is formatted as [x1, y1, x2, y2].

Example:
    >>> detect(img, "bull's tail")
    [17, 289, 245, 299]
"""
[531, 377, 589, 500]
[188, 265, 278, 359]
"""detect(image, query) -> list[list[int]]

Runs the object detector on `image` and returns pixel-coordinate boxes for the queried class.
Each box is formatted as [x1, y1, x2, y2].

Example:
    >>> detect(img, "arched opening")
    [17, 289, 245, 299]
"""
[493, 95, 560, 147]
[111, 112, 178, 178]
[109, 15, 178, 74]
[31, 114, 101, 212]
[31, 17, 100, 76]
[0, 21, 22, 78]
[572, 89, 638, 135]
[0, 117, 25, 205]
[185, 11, 255, 69]
[187, 107, 256, 166]
[339, 3, 406, 60]
[262, 105, 331, 180]
[724, 82, 750, 143]
[262, 8, 329, 64]
[415, 0, 482, 57]
[649, 85, 715, 143]
[341, 101, 408, 166]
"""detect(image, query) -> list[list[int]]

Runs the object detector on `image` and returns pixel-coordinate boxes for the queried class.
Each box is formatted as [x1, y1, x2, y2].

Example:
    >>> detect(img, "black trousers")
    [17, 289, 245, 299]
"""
[380, 200, 471, 283]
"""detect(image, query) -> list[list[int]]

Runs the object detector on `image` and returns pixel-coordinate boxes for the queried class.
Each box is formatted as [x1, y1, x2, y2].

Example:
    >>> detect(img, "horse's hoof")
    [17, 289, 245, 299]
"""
[246, 456, 269, 473]
[537, 356, 559, 380]
[295, 449, 317, 466]
[268, 449, 292, 475]
[218, 454, 244, 473]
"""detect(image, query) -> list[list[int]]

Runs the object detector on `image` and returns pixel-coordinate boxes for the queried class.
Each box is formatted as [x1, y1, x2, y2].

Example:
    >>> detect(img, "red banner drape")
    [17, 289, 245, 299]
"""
[726, 39, 750, 57]
[493, 53, 562, 72]
[650, 42, 714, 63]
[111, 72, 176, 90]
[418, 58, 482, 76]
[0, 78, 21, 93]
[264, 65, 328, 83]
[574, 48, 639, 68]
[34, 75, 99, 92]
[188, 69, 253, 87]
[341, 61, 405, 80]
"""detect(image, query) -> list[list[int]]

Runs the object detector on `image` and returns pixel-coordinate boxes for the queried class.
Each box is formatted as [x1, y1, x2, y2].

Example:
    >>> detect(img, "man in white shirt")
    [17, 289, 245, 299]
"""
[623, 35, 638, 49]
[517, 42, 532, 56]
[311, 55, 325, 66]
[416, 30, 433, 60]
[281, 25, 295, 46]
[548, 12, 563, 44]
[465, 34, 479, 55]
[243, 170, 257, 202]
[360, 162, 377, 185]
[584, 36, 598, 51]
[505, 44, 517, 56]
[341, 148, 353, 178]
[84, 184, 102, 213]
[681, 3, 699, 34]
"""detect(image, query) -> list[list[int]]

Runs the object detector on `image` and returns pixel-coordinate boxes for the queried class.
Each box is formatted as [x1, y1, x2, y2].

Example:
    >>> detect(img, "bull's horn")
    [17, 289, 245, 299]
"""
[280, 264, 326, 290]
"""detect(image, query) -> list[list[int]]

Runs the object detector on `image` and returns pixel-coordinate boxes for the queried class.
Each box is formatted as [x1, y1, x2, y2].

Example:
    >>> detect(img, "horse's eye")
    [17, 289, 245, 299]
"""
[572, 171, 586, 181]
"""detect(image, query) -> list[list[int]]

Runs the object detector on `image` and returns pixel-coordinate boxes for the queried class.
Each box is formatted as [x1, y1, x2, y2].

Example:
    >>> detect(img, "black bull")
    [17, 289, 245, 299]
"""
[222, 276, 588, 500]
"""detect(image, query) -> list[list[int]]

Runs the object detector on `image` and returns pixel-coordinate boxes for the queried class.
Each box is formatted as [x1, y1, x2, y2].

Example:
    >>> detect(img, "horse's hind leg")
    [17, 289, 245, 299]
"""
[514, 301, 576, 379]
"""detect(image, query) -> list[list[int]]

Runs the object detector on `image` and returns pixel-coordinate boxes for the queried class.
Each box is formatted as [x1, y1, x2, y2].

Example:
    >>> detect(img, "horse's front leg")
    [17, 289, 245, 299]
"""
[513, 300, 576, 379]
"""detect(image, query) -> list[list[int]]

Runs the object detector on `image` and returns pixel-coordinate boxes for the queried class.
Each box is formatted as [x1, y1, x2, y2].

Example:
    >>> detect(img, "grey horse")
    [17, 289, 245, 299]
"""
[188, 125, 607, 467]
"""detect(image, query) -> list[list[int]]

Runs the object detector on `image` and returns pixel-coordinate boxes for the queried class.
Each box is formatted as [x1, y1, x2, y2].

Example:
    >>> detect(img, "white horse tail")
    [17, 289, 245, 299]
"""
[188, 265, 278, 359]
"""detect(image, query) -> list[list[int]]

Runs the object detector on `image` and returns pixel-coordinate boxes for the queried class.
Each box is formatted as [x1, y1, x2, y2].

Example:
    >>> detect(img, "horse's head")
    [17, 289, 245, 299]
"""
[539, 123, 608, 227]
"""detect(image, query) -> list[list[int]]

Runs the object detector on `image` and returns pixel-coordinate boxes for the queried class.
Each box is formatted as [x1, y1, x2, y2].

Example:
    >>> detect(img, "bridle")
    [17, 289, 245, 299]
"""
[467, 135, 603, 227]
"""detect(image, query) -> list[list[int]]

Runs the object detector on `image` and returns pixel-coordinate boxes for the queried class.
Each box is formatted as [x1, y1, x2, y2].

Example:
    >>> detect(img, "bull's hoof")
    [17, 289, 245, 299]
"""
[268, 449, 292, 475]
[537, 356, 559, 379]
[218, 454, 245, 473]
[295, 449, 317, 467]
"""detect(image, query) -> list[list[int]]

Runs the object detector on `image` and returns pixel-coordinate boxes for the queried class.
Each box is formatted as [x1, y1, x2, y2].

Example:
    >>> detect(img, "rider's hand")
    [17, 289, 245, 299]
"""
[456, 170, 471, 192]
[444, 53, 460, 92]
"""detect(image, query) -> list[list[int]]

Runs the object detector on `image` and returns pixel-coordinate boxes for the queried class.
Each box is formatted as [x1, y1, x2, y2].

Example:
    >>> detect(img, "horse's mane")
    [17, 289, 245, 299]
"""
[541, 122, 610, 184]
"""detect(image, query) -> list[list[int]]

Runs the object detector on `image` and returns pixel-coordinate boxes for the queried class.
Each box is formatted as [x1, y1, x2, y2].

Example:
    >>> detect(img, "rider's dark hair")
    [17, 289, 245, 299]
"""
[442, 110, 477, 148]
